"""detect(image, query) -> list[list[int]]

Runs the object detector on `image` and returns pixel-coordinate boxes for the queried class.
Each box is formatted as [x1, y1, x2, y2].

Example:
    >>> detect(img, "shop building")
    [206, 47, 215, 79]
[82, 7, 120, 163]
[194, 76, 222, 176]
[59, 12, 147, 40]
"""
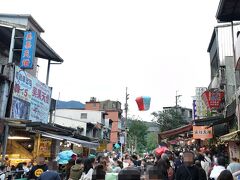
[85, 98, 124, 151]
[0, 14, 99, 165]
[158, 1, 240, 152]
[53, 108, 112, 152]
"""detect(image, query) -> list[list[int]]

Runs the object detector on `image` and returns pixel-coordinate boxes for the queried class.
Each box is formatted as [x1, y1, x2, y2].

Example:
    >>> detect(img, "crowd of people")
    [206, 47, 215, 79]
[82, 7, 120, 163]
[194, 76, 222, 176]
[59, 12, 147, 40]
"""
[1, 146, 240, 180]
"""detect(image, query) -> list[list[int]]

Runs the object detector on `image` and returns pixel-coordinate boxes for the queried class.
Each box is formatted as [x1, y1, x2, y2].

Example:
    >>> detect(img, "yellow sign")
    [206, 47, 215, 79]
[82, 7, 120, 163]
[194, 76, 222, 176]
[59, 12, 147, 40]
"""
[96, 143, 107, 152]
[39, 138, 52, 157]
[193, 126, 213, 139]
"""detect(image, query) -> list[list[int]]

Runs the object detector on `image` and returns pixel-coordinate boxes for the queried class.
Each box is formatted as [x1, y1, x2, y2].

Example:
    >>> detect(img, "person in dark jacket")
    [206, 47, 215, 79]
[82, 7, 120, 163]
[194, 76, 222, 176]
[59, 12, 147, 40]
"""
[69, 158, 84, 180]
[92, 164, 106, 180]
[176, 151, 199, 180]
[217, 169, 234, 180]
[147, 159, 168, 180]
[195, 160, 207, 180]
[38, 161, 60, 180]
[27, 156, 48, 180]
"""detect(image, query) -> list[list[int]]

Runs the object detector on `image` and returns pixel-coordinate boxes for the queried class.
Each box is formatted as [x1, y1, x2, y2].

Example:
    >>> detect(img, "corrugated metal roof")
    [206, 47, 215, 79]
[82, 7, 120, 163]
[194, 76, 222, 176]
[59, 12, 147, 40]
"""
[0, 24, 63, 62]
[216, 0, 240, 22]
[0, 13, 44, 32]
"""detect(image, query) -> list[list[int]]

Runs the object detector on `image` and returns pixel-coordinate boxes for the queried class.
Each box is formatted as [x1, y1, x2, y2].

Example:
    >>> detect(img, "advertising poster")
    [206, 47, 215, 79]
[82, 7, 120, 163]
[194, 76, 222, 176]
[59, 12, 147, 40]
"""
[11, 66, 52, 123]
[39, 138, 52, 157]
[229, 141, 240, 162]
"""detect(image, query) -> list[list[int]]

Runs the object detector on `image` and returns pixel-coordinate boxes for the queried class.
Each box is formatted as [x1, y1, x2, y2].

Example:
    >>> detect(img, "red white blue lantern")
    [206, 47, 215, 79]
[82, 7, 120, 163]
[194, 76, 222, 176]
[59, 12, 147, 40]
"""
[135, 96, 151, 111]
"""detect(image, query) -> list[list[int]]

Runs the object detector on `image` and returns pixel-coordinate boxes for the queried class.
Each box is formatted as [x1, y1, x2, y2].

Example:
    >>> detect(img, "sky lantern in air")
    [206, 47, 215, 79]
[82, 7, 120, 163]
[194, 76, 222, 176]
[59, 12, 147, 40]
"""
[135, 96, 151, 111]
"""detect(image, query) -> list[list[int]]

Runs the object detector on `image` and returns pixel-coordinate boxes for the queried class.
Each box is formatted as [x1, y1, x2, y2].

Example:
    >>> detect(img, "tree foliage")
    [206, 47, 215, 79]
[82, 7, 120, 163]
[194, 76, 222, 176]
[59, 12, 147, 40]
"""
[127, 119, 148, 153]
[151, 108, 187, 132]
[146, 132, 158, 152]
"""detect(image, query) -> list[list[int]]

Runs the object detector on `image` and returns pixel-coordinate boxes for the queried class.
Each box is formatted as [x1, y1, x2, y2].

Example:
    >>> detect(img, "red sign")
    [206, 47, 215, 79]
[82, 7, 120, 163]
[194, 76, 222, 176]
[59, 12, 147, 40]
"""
[202, 90, 224, 110]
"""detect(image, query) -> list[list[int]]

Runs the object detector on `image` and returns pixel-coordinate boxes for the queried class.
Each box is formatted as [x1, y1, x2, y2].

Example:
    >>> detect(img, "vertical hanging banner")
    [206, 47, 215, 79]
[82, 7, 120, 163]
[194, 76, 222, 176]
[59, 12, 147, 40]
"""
[20, 31, 37, 69]
[193, 100, 197, 120]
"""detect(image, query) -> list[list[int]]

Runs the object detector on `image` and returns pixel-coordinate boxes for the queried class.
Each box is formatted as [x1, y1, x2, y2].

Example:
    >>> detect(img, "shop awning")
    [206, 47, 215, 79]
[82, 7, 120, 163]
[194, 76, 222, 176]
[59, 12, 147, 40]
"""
[41, 132, 99, 149]
[192, 115, 224, 126]
[219, 130, 240, 142]
[158, 124, 192, 140]
[192, 114, 235, 127]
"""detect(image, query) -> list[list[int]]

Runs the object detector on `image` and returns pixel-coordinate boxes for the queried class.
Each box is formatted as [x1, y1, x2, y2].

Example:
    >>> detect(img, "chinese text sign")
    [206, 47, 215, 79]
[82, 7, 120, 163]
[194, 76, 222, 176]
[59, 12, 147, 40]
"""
[193, 126, 213, 139]
[11, 66, 52, 123]
[20, 31, 37, 69]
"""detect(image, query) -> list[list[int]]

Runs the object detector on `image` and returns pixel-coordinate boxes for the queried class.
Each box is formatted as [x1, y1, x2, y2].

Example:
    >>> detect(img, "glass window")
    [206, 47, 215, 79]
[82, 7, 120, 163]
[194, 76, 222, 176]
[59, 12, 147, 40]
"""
[81, 113, 87, 119]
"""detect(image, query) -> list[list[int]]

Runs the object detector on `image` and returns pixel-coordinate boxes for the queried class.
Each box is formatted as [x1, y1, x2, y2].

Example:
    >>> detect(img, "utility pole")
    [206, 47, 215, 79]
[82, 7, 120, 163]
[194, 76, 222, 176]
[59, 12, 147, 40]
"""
[175, 91, 182, 113]
[175, 91, 182, 107]
[124, 87, 129, 152]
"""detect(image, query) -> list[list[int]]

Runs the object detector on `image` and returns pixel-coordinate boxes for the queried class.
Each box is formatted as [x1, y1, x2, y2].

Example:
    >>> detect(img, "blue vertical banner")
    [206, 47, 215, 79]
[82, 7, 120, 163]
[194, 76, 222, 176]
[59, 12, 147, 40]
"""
[20, 31, 37, 69]
[193, 100, 197, 120]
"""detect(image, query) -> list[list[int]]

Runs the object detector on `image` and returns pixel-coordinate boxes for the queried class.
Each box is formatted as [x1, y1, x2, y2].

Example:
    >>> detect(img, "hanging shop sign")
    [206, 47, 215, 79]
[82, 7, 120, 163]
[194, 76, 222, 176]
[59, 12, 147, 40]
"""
[20, 31, 37, 69]
[201, 90, 224, 110]
[193, 126, 213, 139]
[11, 66, 52, 123]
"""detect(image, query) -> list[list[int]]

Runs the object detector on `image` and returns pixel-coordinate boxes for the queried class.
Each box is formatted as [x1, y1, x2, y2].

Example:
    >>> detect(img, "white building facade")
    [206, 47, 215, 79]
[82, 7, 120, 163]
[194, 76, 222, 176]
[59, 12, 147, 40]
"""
[53, 109, 108, 138]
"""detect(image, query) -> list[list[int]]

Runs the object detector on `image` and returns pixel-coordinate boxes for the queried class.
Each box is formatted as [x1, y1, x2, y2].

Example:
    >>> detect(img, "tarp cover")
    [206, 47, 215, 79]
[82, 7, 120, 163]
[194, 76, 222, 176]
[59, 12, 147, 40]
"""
[219, 130, 240, 142]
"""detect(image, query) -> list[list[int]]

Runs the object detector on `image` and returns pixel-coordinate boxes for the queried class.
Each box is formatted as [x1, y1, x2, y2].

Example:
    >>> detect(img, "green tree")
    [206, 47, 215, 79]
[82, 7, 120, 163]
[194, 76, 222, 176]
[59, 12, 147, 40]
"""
[146, 132, 158, 152]
[151, 108, 187, 133]
[127, 119, 148, 153]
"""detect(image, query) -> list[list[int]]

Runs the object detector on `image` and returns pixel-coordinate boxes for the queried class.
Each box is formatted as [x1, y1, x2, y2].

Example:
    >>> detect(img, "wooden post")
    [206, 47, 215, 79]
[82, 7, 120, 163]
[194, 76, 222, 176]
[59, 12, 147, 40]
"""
[36, 134, 41, 157]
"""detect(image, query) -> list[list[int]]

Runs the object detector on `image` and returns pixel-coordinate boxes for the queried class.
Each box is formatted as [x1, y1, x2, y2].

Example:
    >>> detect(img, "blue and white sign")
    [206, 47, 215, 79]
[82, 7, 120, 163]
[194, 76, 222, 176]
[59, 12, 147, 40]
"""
[20, 31, 37, 69]
[11, 66, 52, 123]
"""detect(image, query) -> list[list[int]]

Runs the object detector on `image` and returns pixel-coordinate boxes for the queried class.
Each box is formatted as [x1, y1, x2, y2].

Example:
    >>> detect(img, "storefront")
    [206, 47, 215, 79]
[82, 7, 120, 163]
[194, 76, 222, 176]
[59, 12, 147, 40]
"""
[220, 130, 240, 162]
[0, 119, 99, 166]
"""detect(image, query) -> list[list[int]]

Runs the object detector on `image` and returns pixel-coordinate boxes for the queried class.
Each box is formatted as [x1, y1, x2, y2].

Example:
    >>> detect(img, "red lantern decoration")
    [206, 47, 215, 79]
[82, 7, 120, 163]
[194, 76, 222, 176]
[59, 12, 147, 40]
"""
[201, 90, 224, 110]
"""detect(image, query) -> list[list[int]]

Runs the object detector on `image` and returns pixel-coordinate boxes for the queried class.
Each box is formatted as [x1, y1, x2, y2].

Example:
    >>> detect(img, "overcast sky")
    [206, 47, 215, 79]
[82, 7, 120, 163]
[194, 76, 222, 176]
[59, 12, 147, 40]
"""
[1, 0, 221, 121]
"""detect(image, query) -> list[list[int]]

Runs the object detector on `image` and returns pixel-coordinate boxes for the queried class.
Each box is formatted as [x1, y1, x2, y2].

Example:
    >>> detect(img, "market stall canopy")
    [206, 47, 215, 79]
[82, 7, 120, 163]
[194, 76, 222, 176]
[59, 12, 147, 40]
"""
[158, 124, 192, 140]
[216, 0, 240, 22]
[41, 132, 99, 149]
[219, 130, 240, 142]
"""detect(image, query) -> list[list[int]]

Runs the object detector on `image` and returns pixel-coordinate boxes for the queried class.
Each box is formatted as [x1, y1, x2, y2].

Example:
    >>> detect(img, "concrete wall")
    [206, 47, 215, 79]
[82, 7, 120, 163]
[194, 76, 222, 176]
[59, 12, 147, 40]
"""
[85, 102, 101, 111]
[225, 56, 236, 104]
[106, 111, 119, 151]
